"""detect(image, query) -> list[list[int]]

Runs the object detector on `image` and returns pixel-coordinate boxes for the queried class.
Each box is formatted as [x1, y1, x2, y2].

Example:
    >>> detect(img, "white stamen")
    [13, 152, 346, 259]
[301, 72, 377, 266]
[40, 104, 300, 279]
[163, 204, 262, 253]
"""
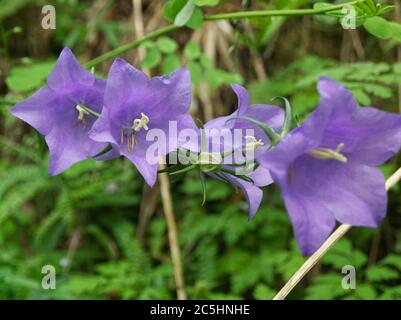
[244, 135, 264, 151]
[120, 112, 149, 153]
[133, 112, 150, 132]
[75, 104, 90, 122]
[308, 143, 347, 163]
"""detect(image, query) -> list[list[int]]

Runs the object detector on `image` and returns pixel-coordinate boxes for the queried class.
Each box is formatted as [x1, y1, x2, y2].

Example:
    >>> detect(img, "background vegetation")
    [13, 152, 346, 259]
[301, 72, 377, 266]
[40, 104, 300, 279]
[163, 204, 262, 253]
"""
[1, 0, 401, 300]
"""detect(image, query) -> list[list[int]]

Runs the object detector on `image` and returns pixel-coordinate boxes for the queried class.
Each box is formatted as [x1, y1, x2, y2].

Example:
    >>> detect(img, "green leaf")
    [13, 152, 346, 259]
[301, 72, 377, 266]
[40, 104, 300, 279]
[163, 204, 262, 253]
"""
[142, 40, 156, 49]
[380, 254, 401, 271]
[363, 83, 392, 99]
[6, 60, 54, 92]
[313, 2, 356, 22]
[394, 63, 401, 74]
[141, 47, 161, 69]
[188, 61, 202, 84]
[322, 238, 367, 269]
[174, 0, 195, 26]
[0, 0, 32, 21]
[305, 274, 345, 300]
[186, 6, 204, 29]
[351, 89, 371, 105]
[390, 22, 401, 43]
[218, 70, 243, 85]
[184, 42, 202, 60]
[312, 2, 332, 10]
[353, 284, 377, 300]
[162, 54, 181, 74]
[163, 0, 187, 22]
[377, 5, 396, 16]
[364, 0, 377, 14]
[193, 0, 219, 7]
[156, 36, 178, 53]
[364, 17, 393, 40]
[356, 1, 375, 16]
[200, 55, 213, 69]
[366, 265, 399, 282]
[253, 284, 275, 300]
[163, 0, 203, 28]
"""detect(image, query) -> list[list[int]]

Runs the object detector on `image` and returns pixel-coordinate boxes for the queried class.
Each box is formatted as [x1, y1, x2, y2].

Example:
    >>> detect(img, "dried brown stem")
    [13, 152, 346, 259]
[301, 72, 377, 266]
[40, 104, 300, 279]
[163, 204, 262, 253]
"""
[158, 160, 187, 300]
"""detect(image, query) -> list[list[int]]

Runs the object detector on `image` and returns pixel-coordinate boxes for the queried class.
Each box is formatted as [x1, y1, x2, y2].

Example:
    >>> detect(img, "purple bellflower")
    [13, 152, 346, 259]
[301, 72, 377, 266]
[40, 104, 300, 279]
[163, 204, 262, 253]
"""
[89, 59, 197, 187]
[258, 77, 401, 255]
[11, 47, 107, 175]
[197, 84, 284, 219]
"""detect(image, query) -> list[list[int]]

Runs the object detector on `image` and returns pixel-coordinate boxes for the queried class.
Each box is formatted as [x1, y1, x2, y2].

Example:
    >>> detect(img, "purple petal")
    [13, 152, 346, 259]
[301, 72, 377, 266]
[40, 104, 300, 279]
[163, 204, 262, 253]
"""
[317, 77, 357, 116]
[83, 78, 107, 113]
[224, 173, 263, 219]
[276, 154, 386, 255]
[99, 59, 149, 142]
[241, 104, 284, 131]
[232, 84, 250, 115]
[104, 58, 149, 109]
[247, 166, 273, 187]
[46, 122, 106, 175]
[122, 151, 158, 187]
[314, 77, 401, 166]
[282, 189, 336, 256]
[47, 47, 95, 101]
[11, 87, 57, 135]
[132, 114, 199, 163]
[203, 85, 284, 156]
[88, 107, 118, 145]
[257, 129, 316, 181]
[98, 59, 192, 145]
[165, 113, 199, 154]
[148, 68, 192, 119]
[322, 106, 401, 166]
[203, 84, 249, 130]
[235, 104, 284, 153]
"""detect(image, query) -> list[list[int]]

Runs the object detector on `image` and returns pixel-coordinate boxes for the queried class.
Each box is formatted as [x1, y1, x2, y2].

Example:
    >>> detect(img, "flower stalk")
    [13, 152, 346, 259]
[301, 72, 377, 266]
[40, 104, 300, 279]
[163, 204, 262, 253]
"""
[204, 1, 358, 21]
[159, 160, 187, 300]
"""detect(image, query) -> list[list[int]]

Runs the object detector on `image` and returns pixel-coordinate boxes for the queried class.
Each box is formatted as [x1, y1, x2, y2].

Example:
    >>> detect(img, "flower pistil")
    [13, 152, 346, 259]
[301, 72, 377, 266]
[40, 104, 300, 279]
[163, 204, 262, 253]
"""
[308, 142, 347, 163]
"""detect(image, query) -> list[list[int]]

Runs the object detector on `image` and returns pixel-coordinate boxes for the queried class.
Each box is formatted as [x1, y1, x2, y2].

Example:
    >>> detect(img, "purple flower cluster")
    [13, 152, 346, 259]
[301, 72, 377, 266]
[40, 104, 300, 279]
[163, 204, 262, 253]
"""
[11, 48, 401, 255]
[12, 48, 197, 186]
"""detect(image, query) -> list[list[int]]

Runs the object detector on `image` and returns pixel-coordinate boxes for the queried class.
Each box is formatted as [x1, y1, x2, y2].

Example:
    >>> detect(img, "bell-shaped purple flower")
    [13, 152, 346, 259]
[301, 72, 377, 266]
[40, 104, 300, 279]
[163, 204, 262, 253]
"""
[11, 47, 107, 175]
[198, 84, 284, 219]
[258, 77, 401, 256]
[89, 59, 197, 187]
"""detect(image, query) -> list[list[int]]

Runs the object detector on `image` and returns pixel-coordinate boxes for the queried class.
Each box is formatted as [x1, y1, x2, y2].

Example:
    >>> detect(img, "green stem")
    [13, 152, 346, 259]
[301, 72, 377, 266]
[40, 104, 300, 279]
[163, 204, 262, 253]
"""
[204, 2, 358, 21]
[0, 98, 17, 106]
[169, 164, 197, 175]
[84, 25, 179, 69]
[84, 1, 358, 68]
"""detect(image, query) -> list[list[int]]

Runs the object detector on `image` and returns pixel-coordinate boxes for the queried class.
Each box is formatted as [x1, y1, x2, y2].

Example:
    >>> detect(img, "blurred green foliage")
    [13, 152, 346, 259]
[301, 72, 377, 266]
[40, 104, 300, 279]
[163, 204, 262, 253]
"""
[1, 0, 401, 300]
[249, 55, 401, 118]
